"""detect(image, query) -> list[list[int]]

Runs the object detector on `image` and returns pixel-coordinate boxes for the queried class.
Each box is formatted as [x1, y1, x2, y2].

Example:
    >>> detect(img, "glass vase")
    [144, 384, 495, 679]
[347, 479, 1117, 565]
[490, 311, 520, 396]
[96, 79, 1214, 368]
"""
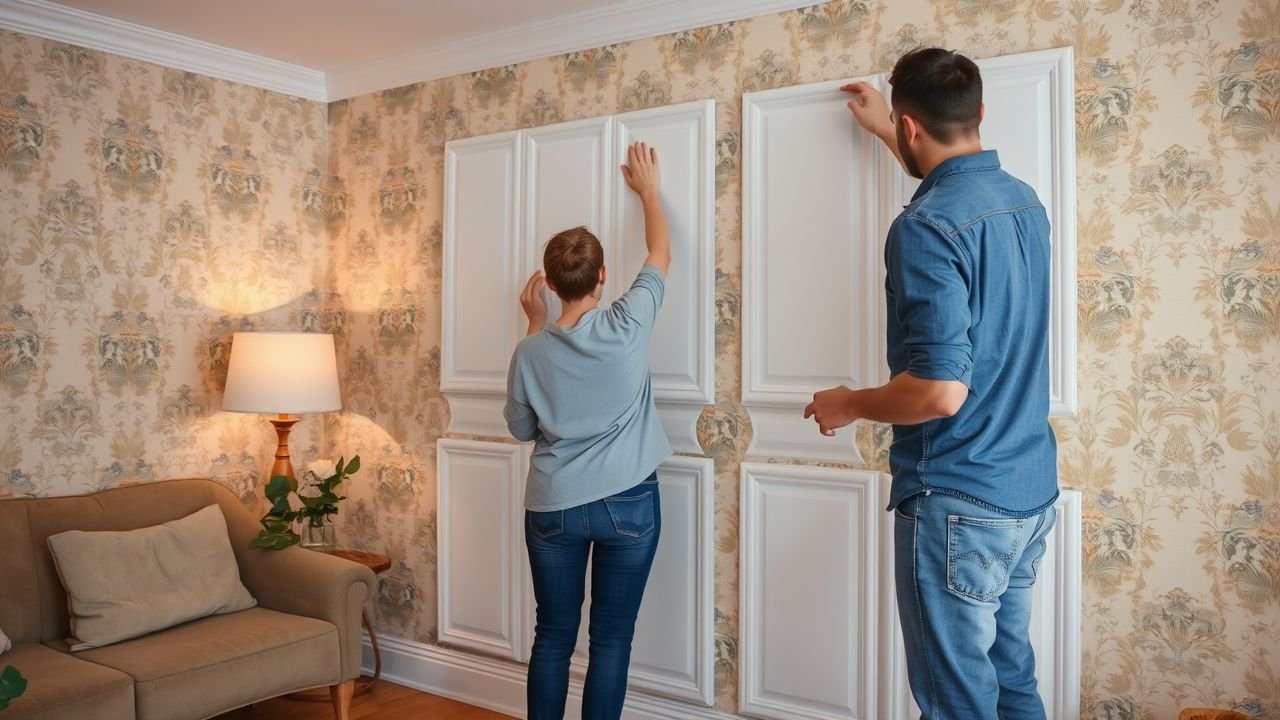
[301, 518, 336, 551]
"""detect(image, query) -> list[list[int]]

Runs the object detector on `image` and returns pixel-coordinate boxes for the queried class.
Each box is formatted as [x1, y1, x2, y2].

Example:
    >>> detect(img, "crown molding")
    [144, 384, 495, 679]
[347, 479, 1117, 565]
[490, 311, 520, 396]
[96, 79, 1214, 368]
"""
[323, 0, 822, 100]
[0, 0, 328, 101]
[0, 0, 824, 103]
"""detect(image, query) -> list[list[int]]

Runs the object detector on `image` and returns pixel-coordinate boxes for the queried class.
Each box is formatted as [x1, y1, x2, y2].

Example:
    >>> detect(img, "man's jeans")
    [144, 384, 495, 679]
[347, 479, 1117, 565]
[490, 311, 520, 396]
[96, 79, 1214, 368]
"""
[895, 490, 1057, 719]
[525, 474, 661, 720]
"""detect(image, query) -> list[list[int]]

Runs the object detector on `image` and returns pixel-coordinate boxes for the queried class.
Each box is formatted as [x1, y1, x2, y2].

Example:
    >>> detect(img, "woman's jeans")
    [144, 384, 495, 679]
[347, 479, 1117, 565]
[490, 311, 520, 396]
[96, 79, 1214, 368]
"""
[895, 490, 1057, 720]
[525, 473, 661, 720]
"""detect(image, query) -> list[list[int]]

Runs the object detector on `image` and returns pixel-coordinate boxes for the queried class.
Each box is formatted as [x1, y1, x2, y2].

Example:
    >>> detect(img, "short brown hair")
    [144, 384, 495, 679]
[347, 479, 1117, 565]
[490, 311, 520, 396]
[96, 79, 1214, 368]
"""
[544, 226, 604, 302]
[889, 47, 982, 144]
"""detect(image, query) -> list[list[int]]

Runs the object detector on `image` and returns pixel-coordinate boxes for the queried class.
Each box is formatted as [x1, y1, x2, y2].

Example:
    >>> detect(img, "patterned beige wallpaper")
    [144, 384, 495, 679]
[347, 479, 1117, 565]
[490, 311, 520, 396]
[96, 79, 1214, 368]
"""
[3, 0, 1278, 716]
[0, 30, 335, 504]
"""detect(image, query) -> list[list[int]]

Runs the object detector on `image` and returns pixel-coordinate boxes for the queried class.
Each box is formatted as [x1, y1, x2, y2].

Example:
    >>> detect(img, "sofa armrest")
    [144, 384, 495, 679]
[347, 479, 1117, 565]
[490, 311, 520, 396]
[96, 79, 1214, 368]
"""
[237, 547, 377, 682]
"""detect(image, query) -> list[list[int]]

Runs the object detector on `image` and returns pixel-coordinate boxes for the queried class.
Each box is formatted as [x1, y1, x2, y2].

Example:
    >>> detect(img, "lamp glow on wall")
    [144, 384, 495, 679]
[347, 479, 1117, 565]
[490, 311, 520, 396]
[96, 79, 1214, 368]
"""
[221, 332, 341, 482]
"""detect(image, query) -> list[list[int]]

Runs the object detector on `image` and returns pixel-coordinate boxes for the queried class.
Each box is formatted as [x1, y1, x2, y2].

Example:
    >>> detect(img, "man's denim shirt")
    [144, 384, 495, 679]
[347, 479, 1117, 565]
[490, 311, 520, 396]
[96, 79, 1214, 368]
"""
[885, 150, 1058, 517]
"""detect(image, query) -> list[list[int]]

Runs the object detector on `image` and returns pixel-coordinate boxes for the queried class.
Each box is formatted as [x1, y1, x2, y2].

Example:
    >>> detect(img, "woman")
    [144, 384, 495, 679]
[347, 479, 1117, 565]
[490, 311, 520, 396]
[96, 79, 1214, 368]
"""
[504, 141, 671, 719]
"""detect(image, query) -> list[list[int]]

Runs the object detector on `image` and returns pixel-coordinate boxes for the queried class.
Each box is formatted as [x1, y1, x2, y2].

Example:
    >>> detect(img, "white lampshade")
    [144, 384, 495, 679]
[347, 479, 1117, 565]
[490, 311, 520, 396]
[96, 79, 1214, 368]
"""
[221, 332, 342, 415]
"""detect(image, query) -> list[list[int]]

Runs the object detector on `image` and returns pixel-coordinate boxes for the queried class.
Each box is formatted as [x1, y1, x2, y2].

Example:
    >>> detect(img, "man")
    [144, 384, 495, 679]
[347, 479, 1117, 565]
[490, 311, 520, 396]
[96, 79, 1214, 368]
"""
[804, 48, 1059, 719]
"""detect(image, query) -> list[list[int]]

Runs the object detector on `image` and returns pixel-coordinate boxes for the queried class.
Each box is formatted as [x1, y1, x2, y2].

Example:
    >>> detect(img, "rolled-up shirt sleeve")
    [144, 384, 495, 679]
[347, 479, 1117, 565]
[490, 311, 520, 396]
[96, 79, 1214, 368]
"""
[504, 351, 538, 442]
[887, 216, 974, 387]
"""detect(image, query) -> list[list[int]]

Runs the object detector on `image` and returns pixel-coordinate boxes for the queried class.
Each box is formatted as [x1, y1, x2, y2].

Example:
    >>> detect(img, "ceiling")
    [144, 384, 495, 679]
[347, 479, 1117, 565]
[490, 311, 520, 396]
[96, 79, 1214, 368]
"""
[1, 0, 817, 100]
[48, 0, 631, 70]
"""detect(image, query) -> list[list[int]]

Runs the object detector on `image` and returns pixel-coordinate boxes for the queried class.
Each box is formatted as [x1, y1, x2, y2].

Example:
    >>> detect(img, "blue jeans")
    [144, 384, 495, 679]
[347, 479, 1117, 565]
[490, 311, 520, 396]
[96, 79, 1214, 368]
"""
[525, 474, 661, 720]
[895, 491, 1057, 720]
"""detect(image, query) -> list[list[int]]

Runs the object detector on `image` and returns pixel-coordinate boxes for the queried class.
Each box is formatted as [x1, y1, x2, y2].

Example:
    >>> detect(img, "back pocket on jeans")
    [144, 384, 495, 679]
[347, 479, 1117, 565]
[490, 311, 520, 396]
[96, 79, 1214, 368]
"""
[527, 510, 564, 539]
[946, 515, 1025, 601]
[603, 491, 656, 537]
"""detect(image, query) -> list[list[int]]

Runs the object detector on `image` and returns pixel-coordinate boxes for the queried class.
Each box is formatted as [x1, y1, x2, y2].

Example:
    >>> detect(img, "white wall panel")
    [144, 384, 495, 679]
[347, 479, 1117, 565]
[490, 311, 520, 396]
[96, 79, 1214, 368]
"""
[1031, 489, 1083, 720]
[740, 463, 881, 720]
[524, 116, 614, 323]
[891, 47, 1078, 416]
[559, 457, 716, 705]
[437, 439, 529, 661]
[613, 100, 716, 408]
[442, 131, 522, 395]
[444, 102, 714, 450]
[741, 76, 892, 463]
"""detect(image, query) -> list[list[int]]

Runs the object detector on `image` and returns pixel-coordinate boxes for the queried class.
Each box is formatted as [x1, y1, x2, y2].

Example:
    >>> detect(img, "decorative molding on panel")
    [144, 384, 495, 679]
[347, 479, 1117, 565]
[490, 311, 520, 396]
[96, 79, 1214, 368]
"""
[745, 405, 863, 465]
[324, 0, 823, 100]
[876, 476, 915, 720]
[560, 456, 716, 705]
[522, 115, 614, 279]
[442, 130, 523, 396]
[360, 634, 740, 720]
[742, 75, 890, 412]
[437, 439, 529, 661]
[0, 0, 327, 101]
[741, 76, 891, 462]
[613, 99, 717, 407]
[740, 463, 881, 720]
[1038, 489, 1082, 720]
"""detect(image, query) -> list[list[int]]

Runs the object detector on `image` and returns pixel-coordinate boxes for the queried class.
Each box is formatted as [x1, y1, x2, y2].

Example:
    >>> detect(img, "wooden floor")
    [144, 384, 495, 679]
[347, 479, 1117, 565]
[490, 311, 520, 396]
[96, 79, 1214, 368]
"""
[215, 681, 512, 719]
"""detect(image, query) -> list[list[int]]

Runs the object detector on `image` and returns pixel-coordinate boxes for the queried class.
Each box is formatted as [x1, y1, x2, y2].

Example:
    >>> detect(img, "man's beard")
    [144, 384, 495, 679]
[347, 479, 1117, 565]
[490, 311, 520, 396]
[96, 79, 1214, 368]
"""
[896, 119, 924, 180]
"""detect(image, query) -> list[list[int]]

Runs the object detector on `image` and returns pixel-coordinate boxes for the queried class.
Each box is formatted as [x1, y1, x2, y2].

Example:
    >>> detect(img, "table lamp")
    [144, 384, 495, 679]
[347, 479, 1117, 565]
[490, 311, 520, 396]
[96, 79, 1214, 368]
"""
[221, 332, 341, 483]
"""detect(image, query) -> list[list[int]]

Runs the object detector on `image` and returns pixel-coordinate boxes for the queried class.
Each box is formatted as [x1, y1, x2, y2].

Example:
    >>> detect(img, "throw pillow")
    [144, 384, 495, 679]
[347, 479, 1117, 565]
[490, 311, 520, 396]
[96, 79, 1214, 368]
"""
[47, 504, 257, 651]
[0, 625, 9, 654]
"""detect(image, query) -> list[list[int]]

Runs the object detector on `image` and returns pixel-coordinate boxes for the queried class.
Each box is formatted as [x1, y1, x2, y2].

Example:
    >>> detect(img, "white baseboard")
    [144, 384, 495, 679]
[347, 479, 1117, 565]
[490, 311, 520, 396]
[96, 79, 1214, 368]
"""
[360, 634, 740, 720]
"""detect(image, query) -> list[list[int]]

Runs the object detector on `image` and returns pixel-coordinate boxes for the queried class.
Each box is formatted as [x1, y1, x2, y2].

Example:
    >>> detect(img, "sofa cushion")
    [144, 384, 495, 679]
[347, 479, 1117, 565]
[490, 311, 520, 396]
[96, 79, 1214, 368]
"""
[66, 608, 340, 720]
[0, 643, 133, 720]
[47, 504, 256, 650]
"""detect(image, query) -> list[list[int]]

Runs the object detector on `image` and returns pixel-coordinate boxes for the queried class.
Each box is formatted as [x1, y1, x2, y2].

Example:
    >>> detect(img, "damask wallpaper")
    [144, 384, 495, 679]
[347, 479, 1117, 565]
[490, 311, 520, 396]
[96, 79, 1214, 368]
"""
[2, 0, 1278, 717]
[0, 30, 334, 504]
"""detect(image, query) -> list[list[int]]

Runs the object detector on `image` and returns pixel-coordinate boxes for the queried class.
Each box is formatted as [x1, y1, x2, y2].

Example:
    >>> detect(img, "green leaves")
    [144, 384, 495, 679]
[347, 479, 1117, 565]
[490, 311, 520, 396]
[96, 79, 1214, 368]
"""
[0, 665, 28, 710]
[263, 475, 297, 517]
[249, 510, 301, 550]
[249, 456, 360, 551]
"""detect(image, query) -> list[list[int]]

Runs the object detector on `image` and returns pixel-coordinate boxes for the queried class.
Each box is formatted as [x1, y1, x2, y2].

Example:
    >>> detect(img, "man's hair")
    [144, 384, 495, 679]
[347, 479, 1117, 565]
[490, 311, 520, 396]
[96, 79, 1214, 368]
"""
[889, 47, 983, 144]
[544, 226, 604, 302]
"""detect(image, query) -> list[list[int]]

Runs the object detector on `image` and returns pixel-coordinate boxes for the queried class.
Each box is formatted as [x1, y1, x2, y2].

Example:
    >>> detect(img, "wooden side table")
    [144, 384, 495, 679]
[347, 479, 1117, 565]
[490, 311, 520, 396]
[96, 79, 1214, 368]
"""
[286, 548, 391, 701]
[327, 549, 391, 696]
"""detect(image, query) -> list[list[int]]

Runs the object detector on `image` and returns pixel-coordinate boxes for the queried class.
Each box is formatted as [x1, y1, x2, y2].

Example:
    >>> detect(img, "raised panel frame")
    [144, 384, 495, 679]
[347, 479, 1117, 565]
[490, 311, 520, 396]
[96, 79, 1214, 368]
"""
[740, 463, 882, 720]
[437, 439, 529, 661]
[442, 131, 523, 396]
[742, 75, 892, 406]
[522, 115, 614, 326]
[740, 76, 894, 463]
[443, 101, 716, 449]
[612, 99, 717, 407]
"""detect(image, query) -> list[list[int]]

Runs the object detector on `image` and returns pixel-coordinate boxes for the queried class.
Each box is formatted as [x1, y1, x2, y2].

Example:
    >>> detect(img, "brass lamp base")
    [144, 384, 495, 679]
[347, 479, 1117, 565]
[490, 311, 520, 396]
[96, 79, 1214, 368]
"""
[268, 414, 301, 482]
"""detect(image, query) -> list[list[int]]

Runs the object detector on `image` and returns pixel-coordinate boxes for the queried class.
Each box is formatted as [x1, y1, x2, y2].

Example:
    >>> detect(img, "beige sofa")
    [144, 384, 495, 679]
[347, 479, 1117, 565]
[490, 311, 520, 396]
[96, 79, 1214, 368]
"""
[0, 479, 377, 720]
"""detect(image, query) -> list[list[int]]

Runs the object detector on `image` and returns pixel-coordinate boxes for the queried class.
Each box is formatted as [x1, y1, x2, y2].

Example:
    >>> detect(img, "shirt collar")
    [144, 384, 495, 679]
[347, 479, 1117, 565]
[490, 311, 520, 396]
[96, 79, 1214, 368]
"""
[911, 149, 1001, 201]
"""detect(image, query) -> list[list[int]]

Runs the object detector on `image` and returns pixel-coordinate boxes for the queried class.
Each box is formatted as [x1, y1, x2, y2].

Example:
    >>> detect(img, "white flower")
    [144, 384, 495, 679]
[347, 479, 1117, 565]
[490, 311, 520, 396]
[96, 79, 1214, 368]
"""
[307, 459, 335, 480]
